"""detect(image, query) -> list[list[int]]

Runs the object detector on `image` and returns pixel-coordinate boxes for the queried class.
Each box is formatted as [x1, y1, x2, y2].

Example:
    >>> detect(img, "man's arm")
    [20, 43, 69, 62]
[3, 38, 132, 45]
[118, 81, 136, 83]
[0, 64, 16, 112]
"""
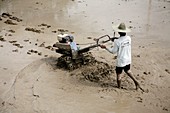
[100, 41, 118, 54]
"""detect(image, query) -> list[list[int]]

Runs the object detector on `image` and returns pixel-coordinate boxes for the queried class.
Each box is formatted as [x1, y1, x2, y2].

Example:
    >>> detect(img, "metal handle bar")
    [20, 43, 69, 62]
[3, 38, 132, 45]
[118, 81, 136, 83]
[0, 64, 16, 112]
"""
[95, 35, 111, 45]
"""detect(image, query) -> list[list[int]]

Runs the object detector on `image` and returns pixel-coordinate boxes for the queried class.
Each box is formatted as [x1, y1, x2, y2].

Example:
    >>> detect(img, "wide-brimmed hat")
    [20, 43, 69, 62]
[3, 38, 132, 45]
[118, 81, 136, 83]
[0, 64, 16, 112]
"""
[112, 23, 131, 33]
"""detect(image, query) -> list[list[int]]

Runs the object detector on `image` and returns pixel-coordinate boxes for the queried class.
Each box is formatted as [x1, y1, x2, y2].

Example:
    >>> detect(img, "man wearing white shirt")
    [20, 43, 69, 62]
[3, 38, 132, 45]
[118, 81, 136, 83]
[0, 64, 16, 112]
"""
[100, 23, 143, 91]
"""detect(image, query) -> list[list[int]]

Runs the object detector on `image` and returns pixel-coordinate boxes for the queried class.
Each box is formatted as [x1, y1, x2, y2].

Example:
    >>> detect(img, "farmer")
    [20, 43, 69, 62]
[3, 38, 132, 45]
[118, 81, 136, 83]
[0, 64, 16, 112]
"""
[100, 23, 144, 91]
[67, 35, 79, 59]
[68, 35, 78, 51]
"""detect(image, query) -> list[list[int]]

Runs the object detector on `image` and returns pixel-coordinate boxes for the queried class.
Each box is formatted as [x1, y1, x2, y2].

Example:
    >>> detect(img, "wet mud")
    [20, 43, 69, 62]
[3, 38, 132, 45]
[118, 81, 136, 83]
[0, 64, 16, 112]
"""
[0, 36, 6, 42]
[38, 23, 51, 28]
[4, 19, 17, 25]
[0, 0, 170, 113]
[2, 13, 22, 22]
[56, 52, 114, 83]
[80, 61, 114, 82]
[1, 13, 22, 25]
[25, 27, 44, 33]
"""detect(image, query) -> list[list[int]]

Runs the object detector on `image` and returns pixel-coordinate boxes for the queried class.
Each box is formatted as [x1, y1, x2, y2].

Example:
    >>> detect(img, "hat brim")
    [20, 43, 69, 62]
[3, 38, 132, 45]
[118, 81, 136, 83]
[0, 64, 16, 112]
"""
[112, 24, 131, 33]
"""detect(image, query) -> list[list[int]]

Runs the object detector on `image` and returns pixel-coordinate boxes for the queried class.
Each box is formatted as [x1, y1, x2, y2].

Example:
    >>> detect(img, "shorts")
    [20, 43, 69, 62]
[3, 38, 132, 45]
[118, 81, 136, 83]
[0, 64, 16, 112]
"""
[116, 64, 130, 74]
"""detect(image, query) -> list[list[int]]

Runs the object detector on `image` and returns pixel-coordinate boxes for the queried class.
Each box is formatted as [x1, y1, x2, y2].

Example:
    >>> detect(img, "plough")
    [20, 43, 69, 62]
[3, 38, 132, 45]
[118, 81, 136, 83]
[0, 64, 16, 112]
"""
[53, 34, 117, 70]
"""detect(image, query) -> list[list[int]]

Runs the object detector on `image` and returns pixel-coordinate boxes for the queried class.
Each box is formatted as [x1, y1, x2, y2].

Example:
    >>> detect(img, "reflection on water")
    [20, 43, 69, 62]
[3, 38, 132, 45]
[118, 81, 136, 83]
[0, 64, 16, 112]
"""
[0, 0, 75, 25]
[0, 0, 169, 38]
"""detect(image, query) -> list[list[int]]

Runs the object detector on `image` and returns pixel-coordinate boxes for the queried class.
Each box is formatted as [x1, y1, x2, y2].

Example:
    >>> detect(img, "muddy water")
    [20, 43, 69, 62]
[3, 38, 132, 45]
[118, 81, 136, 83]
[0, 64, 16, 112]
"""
[1, 0, 170, 39]
[0, 0, 170, 113]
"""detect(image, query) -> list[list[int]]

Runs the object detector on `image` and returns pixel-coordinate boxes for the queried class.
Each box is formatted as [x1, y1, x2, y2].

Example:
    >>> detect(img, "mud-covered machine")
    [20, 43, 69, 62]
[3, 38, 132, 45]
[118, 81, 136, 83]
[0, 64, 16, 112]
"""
[53, 34, 117, 70]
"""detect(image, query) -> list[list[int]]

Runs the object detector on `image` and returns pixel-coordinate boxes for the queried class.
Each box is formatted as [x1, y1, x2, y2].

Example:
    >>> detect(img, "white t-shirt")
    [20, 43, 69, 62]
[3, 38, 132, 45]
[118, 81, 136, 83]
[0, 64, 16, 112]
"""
[106, 36, 131, 67]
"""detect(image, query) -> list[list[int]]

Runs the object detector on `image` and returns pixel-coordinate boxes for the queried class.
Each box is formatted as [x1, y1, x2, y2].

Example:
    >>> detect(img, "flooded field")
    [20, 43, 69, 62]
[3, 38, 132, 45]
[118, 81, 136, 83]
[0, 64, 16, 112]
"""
[0, 0, 170, 113]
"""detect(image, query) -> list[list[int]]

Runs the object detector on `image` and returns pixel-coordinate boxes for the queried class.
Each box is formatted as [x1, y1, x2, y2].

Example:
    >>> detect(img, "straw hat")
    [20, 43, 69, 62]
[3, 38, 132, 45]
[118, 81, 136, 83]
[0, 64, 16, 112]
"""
[112, 23, 131, 33]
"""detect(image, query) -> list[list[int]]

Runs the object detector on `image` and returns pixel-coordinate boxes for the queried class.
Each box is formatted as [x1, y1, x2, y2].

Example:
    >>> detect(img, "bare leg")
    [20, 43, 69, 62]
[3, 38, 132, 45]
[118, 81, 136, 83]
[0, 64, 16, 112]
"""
[125, 70, 144, 92]
[116, 73, 122, 89]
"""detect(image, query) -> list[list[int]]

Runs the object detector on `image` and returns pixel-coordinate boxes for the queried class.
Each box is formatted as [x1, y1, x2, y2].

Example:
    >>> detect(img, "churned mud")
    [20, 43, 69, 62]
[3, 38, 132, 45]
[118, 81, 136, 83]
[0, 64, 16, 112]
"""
[0, 0, 170, 113]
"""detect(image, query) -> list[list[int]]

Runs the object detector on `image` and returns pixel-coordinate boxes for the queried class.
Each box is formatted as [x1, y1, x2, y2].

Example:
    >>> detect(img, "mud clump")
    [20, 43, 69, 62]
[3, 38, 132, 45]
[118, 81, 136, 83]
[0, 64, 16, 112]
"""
[58, 29, 69, 33]
[39, 42, 45, 47]
[9, 41, 17, 43]
[45, 46, 52, 50]
[52, 30, 57, 33]
[13, 43, 23, 48]
[2, 13, 22, 22]
[27, 49, 42, 56]
[12, 49, 18, 52]
[38, 23, 51, 28]
[2, 13, 22, 25]
[56, 52, 114, 82]
[0, 36, 6, 42]
[4, 19, 17, 25]
[81, 61, 114, 82]
[8, 30, 15, 33]
[2, 13, 12, 18]
[9, 16, 22, 22]
[25, 27, 44, 33]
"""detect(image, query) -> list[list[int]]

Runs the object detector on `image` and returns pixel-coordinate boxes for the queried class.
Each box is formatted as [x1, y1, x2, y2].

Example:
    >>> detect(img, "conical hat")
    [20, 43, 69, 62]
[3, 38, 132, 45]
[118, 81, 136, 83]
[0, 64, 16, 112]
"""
[112, 23, 131, 33]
